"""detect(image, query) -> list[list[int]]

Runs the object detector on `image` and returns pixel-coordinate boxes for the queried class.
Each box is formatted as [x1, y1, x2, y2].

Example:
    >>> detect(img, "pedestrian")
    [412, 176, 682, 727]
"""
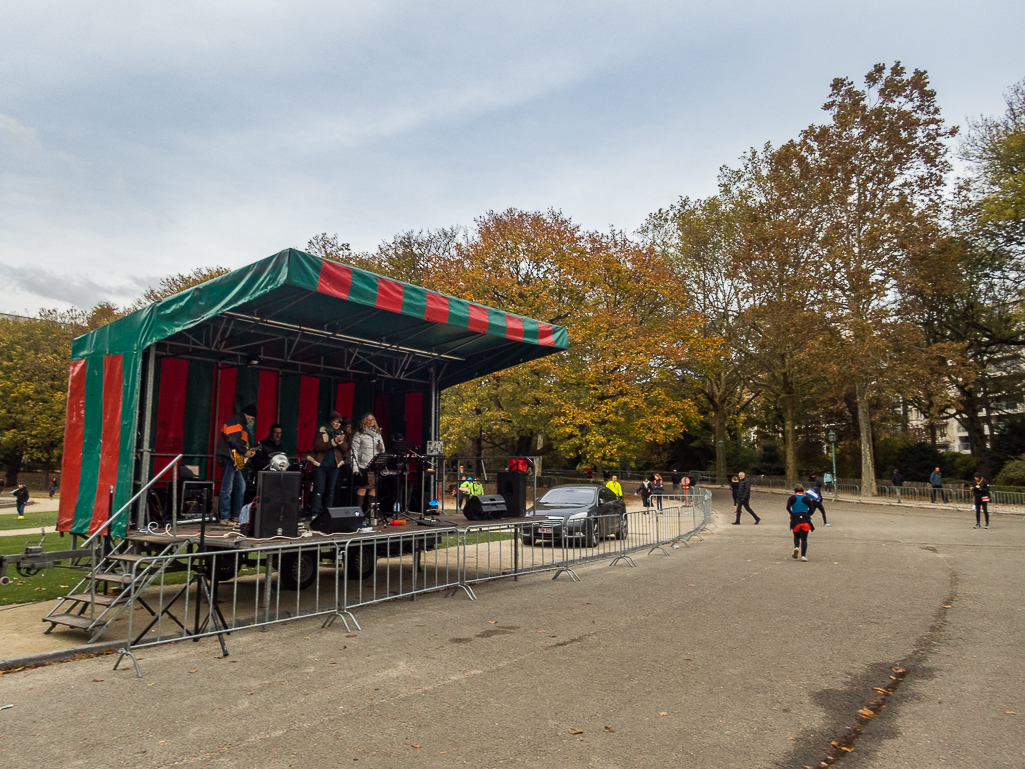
[734, 471, 760, 524]
[891, 469, 904, 503]
[929, 467, 946, 503]
[49, 477, 57, 499]
[605, 474, 623, 498]
[670, 469, 681, 492]
[805, 484, 831, 526]
[823, 471, 833, 493]
[970, 473, 990, 529]
[636, 478, 652, 512]
[787, 484, 816, 561]
[651, 474, 664, 511]
[12, 483, 29, 520]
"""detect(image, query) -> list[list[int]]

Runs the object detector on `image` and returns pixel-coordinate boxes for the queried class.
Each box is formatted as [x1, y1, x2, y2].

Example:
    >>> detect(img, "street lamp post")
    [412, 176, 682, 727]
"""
[717, 439, 725, 486]
[828, 430, 838, 501]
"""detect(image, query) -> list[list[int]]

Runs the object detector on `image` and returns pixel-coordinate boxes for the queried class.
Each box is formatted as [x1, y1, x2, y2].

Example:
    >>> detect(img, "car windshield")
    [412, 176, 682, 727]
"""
[539, 488, 597, 506]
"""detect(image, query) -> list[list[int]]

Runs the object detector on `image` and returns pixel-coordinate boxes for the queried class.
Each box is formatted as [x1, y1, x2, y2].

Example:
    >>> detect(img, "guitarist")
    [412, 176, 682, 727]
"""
[215, 404, 257, 524]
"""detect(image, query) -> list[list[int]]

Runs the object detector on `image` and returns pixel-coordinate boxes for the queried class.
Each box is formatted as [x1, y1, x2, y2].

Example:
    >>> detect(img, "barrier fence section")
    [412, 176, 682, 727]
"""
[103, 490, 713, 675]
[747, 476, 1025, 514]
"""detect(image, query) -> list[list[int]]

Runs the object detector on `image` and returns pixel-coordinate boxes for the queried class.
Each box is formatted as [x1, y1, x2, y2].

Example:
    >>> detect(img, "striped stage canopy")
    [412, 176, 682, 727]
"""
[58, 249, 568, 536]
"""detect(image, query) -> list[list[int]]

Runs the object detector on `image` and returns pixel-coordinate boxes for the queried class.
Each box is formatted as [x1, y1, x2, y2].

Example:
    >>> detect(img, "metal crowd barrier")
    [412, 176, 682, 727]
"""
[95, 491, 713, 676]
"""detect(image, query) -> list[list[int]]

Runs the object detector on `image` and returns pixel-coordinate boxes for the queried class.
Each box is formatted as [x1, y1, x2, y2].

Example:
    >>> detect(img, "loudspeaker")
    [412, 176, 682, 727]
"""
[313, 506, 364, 534]
[463, 494, 508, 521]
[496, 471, 528, 517]
[254, 471, 301, 538]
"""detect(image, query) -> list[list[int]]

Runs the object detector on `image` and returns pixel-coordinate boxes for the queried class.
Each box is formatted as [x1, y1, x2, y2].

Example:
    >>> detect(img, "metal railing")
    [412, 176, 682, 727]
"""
[97, 490, 713, 676]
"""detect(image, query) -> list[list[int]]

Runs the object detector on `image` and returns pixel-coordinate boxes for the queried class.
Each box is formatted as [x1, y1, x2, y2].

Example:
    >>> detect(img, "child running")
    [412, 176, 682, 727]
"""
[786, 484, 816, 562]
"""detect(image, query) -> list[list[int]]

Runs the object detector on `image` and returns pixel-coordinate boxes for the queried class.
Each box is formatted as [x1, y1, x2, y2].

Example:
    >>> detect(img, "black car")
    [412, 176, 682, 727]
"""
[521, 485, 627, 547]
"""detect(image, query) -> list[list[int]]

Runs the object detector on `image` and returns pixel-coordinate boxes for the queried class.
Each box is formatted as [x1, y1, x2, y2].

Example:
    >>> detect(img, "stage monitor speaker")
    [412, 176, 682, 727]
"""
[313, 506, 364, 534]
[463, 494, 508, 521]
[254, 471, 301, 538]
[496, 471, 528, 517]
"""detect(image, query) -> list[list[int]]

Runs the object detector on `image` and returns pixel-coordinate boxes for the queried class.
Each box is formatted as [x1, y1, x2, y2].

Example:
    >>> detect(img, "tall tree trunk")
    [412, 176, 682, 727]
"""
[781, 385, 798, 482]
[714, 405, 727, 485]
[856, 380, 877, 497]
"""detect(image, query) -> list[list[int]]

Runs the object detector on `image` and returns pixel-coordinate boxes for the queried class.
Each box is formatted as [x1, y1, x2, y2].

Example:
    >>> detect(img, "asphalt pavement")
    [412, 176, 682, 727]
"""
[0, 488, 1022, 768]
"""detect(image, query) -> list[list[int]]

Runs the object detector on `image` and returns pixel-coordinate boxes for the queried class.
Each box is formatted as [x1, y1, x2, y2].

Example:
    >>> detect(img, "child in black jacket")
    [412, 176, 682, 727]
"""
[786, 484, 816, 561]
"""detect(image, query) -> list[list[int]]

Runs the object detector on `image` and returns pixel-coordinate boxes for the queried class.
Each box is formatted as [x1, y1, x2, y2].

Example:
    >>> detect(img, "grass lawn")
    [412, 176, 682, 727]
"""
[0, 532, 90, 606]
[0, 510, 59, 532]
[438, 530, 514, 548]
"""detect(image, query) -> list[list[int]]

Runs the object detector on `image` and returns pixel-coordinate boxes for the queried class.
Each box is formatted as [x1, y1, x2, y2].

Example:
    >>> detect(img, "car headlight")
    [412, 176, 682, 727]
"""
[568, 512, 588, 520]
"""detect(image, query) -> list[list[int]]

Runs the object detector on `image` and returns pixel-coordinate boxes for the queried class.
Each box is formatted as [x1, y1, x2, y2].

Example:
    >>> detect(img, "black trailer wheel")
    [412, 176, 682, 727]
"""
[279, 551, 318, 590]
[345, 546, 376, 581]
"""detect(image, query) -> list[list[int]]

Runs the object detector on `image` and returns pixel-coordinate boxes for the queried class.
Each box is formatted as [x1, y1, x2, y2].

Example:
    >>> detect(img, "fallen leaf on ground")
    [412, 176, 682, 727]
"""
[411, 744, 421, 748]
[659, 711, 668, 716]
[604, 726, 614, 732]
[872, 687, 888, 693]
[91, 678, 103, 682]
[942, 605, 952, 609]
[1005, 711, 1017, 715]
[188, 669, 198, 673]
[487, 621, 496, 624]
[569, 729, 583, 734]
[858, 708, 875, 718]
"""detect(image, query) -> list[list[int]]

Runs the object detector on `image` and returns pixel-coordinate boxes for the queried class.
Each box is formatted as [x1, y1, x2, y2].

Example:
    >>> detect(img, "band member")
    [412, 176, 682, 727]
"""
[351, 413, 385, 515]
[309, 413, 351, 516]
[251, 423, 284, 473]
[215, 404, 257, 523]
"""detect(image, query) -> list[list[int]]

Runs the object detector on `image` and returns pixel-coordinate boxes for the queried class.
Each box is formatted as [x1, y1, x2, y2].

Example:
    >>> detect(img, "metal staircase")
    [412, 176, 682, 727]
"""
[43, 534, 191, 643]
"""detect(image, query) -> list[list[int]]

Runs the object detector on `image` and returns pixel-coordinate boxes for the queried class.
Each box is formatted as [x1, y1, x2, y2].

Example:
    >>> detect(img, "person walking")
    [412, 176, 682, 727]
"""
[730, 475, 741, 524]
[636, 477, 652, 512]
[670, 470, 681, 492]
[805, 484, 830, 526]
[892, 469, 904, 503]
[651, 474, 664, 511]
[735, 471, 760, 524]
[930, 467, 946, 503]
[971, 473, 990, 529]
[786, 484, 816, 561]
[49, 478, 57, 499]
[12, 483, 29, 519]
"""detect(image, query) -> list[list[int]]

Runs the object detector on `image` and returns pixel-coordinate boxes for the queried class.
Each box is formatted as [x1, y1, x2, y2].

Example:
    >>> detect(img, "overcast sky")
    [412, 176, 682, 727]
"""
[1, 1, 1022, 315]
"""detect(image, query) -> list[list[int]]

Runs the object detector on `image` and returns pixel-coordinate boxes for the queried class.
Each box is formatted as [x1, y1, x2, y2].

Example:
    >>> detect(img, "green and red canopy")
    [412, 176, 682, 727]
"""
[58, 249, 568, 536]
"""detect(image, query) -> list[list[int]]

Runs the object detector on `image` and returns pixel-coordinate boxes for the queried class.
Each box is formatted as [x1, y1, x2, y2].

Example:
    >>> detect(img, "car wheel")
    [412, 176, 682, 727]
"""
[279, 551, 318, 590]
[345, 545, 376, 580]
[615, 514, 628, 540]
[585, 518, 600, 547]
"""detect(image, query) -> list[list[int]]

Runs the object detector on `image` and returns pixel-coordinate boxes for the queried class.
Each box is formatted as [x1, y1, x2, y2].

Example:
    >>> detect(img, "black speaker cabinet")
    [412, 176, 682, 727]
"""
[313, 506, 364, 534]
[496, 471, 528, 517]
[463, 494, 508, 521]
[254, 471, 301, 538]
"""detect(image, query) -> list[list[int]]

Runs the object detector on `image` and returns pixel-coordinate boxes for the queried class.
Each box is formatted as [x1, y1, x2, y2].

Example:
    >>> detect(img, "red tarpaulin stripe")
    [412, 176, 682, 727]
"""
[336, 382, 355, 419]
[317, 261, 353, 299]
[296, 376, 320, 453]
[256, 370, 279, 439]
[537, 322, 556, 347]
[90, 355, 123, 535]
[375, 278, 404, 313]
[467, 304, 489, 334]
[153, 359, 189, 487]
[58, 360, 88, 532]
[213, 367, 238, 484]
[424, 292, 449, 324]
[504, 314, 524, 341]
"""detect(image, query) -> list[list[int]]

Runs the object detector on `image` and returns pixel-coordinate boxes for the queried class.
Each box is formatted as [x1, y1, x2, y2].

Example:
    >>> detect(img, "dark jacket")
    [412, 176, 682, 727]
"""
[13, 485, 29, 505]
[252, 437, 284, 472]
[736, 477, 751, 502]
[215, 413, 251, 462]
[929, 470, 943, 487]
[892, 472, 904, 487]
[971, 478, 990, 501]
